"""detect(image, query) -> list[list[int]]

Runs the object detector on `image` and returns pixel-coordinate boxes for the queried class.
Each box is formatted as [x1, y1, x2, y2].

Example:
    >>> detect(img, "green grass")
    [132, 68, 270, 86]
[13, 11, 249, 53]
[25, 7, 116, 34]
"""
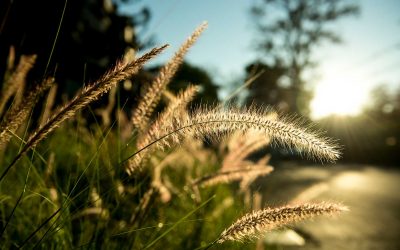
[0, 119, 256, 249]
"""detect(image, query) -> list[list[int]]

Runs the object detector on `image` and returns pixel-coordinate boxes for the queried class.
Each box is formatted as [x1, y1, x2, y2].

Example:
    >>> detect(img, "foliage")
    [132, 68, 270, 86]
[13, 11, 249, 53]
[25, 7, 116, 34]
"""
[249, 0, 359, 115]
[149, 62, 219, 105]
[0, 0, 150, 95]
[318, 84, 400, 166]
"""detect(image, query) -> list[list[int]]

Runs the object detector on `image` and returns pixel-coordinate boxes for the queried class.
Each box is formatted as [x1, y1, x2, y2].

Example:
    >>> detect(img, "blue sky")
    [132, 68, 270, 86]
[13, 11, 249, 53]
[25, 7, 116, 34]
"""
[121, 0, 258, 79]
[119, 0, 400, 118]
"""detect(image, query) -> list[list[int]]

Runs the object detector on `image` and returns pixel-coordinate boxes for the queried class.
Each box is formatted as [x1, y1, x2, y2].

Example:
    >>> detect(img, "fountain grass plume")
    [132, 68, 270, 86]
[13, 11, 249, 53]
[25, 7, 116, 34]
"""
[125, 105, 341, 174]
[217, 202, 348, 243]
[0, 77, 54, 147]
[0, 45, 167, 182]
[131, 22, 207, 131]
[192, 165, 274, 188]
[127, 85, 200, 173]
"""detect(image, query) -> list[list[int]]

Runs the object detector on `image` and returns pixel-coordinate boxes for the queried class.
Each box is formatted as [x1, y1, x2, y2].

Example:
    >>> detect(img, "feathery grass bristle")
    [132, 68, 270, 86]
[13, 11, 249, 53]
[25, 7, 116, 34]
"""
[25, 45, 167, 150]
[0, 77, 54, 147]
[126, 105, 341, 174]
[217, 202, 348, 243]
[131, 22, 207, 131]
[0, 54, 37, 115]
[192, 165, 274, 187]
[127, 85, 200, 173]
[0, 45, 167, 182]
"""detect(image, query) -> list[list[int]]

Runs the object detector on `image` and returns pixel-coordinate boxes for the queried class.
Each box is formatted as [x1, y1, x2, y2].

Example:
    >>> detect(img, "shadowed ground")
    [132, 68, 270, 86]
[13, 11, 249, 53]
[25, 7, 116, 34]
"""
[258, 164, 400, 250]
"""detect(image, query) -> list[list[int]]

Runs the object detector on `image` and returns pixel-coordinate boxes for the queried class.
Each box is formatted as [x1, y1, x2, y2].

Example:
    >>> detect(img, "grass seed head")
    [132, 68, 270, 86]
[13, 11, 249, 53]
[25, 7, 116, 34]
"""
[217, 202, 348, 243]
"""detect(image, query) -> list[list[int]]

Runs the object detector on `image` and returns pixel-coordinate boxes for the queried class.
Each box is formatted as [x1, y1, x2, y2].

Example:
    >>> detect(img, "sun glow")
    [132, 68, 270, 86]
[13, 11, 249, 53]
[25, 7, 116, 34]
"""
[310, 74, 369, 119]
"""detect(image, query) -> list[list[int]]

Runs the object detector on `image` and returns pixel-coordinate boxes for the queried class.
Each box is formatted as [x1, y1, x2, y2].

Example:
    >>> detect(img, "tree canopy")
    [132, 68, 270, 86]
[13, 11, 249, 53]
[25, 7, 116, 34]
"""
[249, 0, 359, 115]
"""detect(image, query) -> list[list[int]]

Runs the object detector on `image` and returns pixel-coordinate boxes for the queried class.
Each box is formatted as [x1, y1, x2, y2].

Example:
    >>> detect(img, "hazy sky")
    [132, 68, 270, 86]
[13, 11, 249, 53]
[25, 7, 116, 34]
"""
[120, 0, 400, 118]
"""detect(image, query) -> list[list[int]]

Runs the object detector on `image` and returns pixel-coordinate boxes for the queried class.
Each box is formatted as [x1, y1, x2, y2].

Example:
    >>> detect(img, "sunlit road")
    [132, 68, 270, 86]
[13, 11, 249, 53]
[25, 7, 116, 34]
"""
[259, 164, 400, 250]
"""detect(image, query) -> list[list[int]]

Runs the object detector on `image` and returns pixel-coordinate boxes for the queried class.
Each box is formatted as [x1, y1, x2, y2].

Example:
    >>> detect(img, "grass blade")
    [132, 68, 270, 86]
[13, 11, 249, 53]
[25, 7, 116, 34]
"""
[143, 195, 215, 249]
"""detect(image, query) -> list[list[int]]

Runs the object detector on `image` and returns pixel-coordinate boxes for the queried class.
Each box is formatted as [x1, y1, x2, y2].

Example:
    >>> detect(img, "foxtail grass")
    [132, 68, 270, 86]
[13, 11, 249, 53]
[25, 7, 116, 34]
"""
[217, 202, 348, 243]
[28, 45, 166, 147]
[125, 105, 340, 174]
[222, 130, 272, 170]
[39, 83, 58, 127]
[0, 54, 37, 115]
[131, 22, 207, 131]
[0, 45, 167, 182]
[192, 165, 274, 188]
[0, 77, 54, 147]
[137, 84, 200, 150]
[128, 85, 200, 172]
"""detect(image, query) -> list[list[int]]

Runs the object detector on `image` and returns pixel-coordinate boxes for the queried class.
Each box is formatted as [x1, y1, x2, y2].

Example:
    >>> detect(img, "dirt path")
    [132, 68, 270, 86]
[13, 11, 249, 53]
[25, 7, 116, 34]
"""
[258, 164, 400, 250]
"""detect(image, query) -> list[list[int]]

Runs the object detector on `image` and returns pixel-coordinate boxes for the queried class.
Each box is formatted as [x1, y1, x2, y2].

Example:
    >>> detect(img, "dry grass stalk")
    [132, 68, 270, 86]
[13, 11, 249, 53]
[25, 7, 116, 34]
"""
[256, 154, 271, 166]
[24, 45, 167, 150]
[126, 106, 340, 173]
[222, 113, 277, 170]
[252, 191, 264, 250]
[0, 54, 37, 115]
[0, 46, 166, 181]
[150, 157, 172, 203]
[192, 165, 274, 188]
[95, 86, 117, 127]
[130, 187, 157, 224]
[152, 181, 171, 204]
[137, 85, 199, 149]
[162, 89, 178, 103]
[5, 46, 15, 73]
[239, 157, 272, 194]
[253, 192, 263, 210]
[73, 207, 109, 220]
[45, 152, 56, 181]
[127, 85, 199, 173]
[131, 22, 207, 131]
[152, 150, 186, 170]
[217, 202, 348, 243]
[189, 107, 340, 162]
[90, 188, 103, 208]
[210, 197, 234, 219]
[0, 77, 54, 147]
[181, 138, 213, 164]
[39, 83, 58, 127]
[45, 152, 59, 211]
[289, 182, 330, 204]
[222, 131, 272, 170]
[116, 109, 133, 142]
[150, 143, 208, 172]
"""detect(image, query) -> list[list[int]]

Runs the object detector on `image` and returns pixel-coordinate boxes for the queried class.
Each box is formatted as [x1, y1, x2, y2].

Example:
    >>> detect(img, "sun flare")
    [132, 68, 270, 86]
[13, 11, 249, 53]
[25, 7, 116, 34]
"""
[310, 74, 368, 119]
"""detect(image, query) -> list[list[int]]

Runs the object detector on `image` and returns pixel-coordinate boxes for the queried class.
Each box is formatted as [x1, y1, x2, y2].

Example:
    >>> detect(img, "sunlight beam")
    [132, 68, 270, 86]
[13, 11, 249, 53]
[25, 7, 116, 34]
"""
[311, 74, 369, 119]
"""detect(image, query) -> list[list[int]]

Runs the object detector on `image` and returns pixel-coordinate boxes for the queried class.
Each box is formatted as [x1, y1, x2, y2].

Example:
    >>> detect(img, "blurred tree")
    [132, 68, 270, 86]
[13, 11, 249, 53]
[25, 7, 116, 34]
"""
[0, 0, 150, 95]
[147, 61, 219, 105]
[249, 0, 359, 115]
[245, 61, 287, 109]
[364, 84, 400, 119]
[318, 84, 400, 166]
[168, 62, 219, 104]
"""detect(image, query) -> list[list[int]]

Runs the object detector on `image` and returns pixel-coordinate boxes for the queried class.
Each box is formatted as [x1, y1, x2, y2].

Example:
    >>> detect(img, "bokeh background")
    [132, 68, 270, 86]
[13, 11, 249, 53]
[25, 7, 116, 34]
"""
[1, 0, 399, 165]
[1, 0, 399, 249]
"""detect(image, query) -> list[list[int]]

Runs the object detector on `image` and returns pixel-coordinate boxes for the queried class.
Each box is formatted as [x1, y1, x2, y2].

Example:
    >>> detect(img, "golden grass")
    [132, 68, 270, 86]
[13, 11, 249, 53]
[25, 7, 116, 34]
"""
[0, 45, 167, 181]
[131, 22, 207, 131]
[192, 165, 274, 187]
[128, 85, 200, 172]
[0, 54, 37, 115]
[0, 77, 54, 147]
[217, 202, 348, 243]
[23, 45, 167, 150]
[126, 105, 341, 175]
